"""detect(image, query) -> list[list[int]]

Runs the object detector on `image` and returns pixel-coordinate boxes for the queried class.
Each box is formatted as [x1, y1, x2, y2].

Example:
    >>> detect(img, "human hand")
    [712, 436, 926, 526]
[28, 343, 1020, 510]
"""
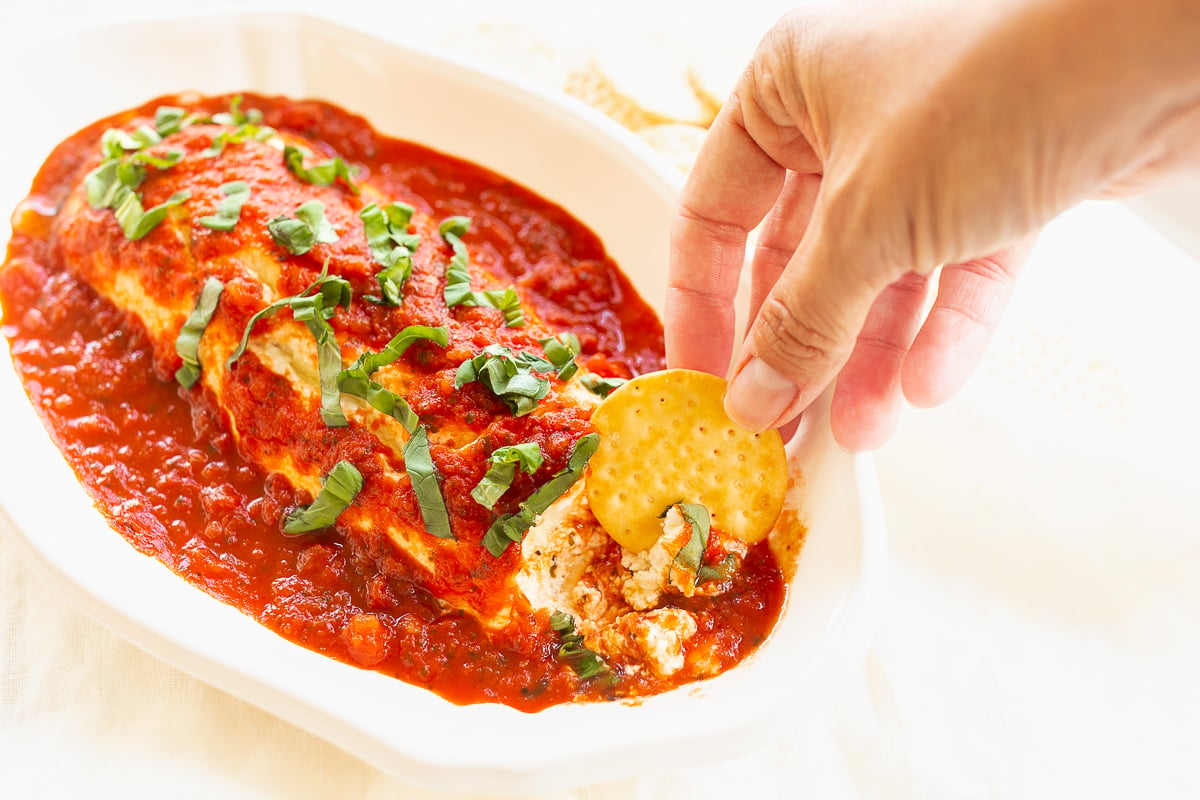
[667, 0, 1200, 450]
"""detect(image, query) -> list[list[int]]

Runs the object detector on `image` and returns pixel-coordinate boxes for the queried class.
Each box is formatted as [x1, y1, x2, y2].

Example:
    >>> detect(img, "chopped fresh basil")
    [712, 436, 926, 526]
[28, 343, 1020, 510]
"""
[539, 333, 581, 381]
[292, 287, 351, 427]
[697, 553, 739, 584]
[454, 345, 555, 417]
[226, 264, 351, 368]
[153, 105, 205, 137]
[201, 96, 275, 157]
[336, 375, 419, 432]
[154, 106, 187, 135]
[370, 260, 413, 307]
[360, 202, 420, 304]
[198, 180, 251, 231]
[201, 123, 276, 158]
[282, 460, 363, 534]
[225, 261, 352, 424]
[439, 216, 525, 327]
[174, 277, 225, 389]
[523, 432, 599, 516]
[481, 287, 525, 327]
[267, 199, 339, 255]
[471, 442, 544, 509]
[670, 502, 711, 574]
[100, 127, 144, 158]
[111, 185, 191, 241]
[549, 611, 608, 679]
[212, 95, 262, 126]
[580, 374, 628, 398]
[442, 243, 476, 307]
[334, 325, 448, 431]
[341, 325, 450, 378]
[85, 123, 187, 219]
[84, 160, 128, 209]
[130, 150, 184, 170]
[283, 144, 359, 194]
[439, 216, 471, 239]
[482, 432, 599, 556]
[404, 425, 453, 539]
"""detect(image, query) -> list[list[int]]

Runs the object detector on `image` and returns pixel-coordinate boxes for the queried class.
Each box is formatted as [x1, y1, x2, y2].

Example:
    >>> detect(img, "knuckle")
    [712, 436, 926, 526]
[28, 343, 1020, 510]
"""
[958, 254, 1016, 284]
[674, 200, 751, 246]
[752, 239, 795, 273]
[753, 294, 847, 374]
[890, 271, 930, 296]
[941, 300, 995, 336]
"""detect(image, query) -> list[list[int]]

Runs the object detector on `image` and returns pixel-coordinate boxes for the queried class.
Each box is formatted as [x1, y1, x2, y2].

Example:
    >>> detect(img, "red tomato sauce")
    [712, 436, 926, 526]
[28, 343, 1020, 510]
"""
[0, 95, 784, 709]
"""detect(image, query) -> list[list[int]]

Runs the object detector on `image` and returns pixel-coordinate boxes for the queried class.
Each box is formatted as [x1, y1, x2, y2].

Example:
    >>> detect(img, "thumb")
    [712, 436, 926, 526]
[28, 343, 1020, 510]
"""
[724, 206, 903, 432]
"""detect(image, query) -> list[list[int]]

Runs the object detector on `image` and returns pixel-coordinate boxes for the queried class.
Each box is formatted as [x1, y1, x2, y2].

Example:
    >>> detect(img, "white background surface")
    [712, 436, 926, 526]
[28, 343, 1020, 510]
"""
[3, 1, 1200, 798]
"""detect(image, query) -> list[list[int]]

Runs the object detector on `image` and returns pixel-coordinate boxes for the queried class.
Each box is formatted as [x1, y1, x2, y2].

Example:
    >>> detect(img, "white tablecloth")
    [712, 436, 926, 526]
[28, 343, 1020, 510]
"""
[3, 2, 1199, 797]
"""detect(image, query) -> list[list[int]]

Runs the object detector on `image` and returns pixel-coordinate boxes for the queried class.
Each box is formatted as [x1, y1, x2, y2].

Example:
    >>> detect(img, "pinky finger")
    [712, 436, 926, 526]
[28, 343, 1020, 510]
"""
[901, 242, 1032, 408]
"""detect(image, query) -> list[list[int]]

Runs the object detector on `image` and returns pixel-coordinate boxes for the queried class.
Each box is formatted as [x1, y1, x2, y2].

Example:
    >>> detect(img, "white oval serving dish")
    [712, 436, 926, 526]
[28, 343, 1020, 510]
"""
[0, 11, 886, 795]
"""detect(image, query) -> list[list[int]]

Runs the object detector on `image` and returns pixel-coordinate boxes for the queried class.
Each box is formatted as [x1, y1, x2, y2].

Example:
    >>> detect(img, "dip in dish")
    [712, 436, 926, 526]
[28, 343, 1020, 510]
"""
[0, 92, 798, 708]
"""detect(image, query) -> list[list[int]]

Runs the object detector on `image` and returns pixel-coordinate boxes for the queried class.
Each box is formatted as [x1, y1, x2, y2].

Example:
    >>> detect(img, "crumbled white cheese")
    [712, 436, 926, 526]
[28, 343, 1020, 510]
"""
[596, 607, 698, 678]
[570, 579, 608, 620]
[620, 505, 694, 609]
[516, 483, 610, 613]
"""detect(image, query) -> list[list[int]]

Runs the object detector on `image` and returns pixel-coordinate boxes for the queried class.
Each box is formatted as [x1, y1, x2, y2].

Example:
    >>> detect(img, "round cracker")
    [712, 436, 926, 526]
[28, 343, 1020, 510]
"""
[586, 369, 787, 552]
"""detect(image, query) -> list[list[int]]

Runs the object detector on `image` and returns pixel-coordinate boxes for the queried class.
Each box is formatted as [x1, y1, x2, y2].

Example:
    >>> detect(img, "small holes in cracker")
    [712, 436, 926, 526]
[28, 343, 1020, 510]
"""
[585, 369, 788, 552]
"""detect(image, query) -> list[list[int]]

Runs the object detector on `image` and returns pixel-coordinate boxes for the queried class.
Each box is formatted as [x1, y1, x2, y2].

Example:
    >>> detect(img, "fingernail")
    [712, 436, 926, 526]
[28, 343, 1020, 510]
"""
[725, 357, 800, 432]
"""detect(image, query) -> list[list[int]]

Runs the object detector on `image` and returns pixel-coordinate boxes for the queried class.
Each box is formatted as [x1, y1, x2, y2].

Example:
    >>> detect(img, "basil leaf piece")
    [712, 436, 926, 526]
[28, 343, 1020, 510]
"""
[341, 325, 449, 379]
[212, 95, 262, 126]
[471, 442, 544, 509]
[201, 122, 277, 158]
[439, 216, 471, 239]
[100, 128, 143, 158]
[481, 287, 525, 328]
[85, 124, 186, 213]
[439, 217, 525, 327]
[198, 180, 251, 231]
[360, 202, 419, 305]
[267, 200, 338, 255]
[130, 149, 183, 170]
[153, 105, 205, 137]
[697, 553, 740, 585]
[283, 144, 360, 194]
[333, 325, 448, 430]
[523, 432, 598, 516]
[297, 200, 338, 242]
[154, 106, 186, 135]
[299, 308, 349, 427]
[336, 373, 420, 432]
[454, 344, 554, 417]
[84, 160, 122, 209]
[111, 185, 191, 241]
[549, 611, 608, 679]
[404, 425, 453, 539]
[226, 264, 351, 367]
[481, 433, 599, 556]
[174, 277, 225, 389]
[539, 332, 581, 381]
[203, 97, 275, 156]
[285, 274, 353, 427]
[580, 374, 627, 398]
[282, 460, 363, 534]
[670, 502, 711, 574]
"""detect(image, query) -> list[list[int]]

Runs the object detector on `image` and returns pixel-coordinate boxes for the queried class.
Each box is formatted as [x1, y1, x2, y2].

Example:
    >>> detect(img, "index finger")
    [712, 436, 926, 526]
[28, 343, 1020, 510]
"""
[666, 93, 788, 378]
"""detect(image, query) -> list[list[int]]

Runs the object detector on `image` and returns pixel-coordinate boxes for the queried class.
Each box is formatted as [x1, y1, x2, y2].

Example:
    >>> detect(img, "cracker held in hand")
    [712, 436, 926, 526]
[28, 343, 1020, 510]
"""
[586, 369, 787, 552]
